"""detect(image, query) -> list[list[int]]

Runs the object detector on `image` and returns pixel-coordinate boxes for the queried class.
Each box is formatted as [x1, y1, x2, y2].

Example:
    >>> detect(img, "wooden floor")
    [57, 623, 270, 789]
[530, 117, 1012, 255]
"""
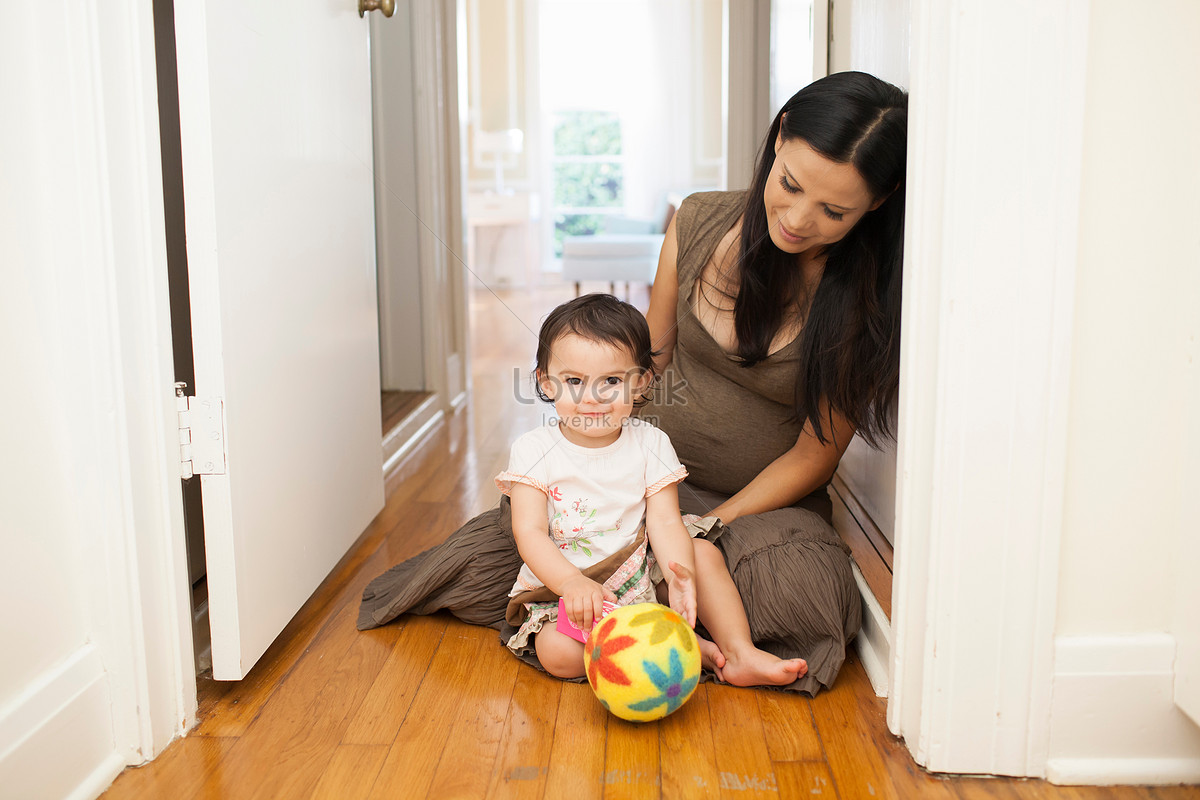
[382, 390, 429, 435]
[102, 284, 1199, 800]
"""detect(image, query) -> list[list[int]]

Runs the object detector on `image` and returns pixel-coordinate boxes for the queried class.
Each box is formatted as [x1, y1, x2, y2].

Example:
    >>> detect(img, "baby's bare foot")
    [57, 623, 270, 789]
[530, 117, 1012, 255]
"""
[718, 647, 807, 688]
[697, 635, 727, 680]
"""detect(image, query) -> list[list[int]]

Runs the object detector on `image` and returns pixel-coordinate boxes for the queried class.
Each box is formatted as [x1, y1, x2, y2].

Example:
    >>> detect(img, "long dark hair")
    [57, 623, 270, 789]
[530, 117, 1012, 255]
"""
[735, 71, 907, 447]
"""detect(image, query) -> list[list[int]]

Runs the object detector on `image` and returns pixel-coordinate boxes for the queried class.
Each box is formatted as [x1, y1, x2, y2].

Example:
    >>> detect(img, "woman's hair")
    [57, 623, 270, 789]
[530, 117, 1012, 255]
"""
[533, 293, 658, 404]
[735, 70, 908, 448]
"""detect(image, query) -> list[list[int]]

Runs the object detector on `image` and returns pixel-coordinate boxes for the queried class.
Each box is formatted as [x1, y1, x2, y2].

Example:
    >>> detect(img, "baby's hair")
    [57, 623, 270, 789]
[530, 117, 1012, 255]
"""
[534, 293, 658, 405]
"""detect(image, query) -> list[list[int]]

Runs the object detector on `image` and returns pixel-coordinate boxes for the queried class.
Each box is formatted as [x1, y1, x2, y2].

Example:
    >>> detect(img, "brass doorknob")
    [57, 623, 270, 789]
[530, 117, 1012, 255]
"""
[359, 0, 395, 17]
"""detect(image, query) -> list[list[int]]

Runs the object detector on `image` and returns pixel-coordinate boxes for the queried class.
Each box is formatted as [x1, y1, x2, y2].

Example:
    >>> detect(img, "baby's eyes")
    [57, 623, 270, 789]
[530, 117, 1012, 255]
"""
[604, 376, 622, 386]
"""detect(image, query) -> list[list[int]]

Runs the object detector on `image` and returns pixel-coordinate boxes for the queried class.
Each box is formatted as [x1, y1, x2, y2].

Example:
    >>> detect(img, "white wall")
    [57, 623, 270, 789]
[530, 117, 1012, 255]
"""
[1, 2, 194, 796]
[1047, 0, 1200, 783]
[372, 9, 426, 392]
[825, 0, 909, 543]
[829, 0, 910, 88]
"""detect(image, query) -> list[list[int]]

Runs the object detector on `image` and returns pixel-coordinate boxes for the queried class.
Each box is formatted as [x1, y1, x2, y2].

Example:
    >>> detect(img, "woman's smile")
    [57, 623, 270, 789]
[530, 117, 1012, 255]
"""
[776, 222, 807, 245]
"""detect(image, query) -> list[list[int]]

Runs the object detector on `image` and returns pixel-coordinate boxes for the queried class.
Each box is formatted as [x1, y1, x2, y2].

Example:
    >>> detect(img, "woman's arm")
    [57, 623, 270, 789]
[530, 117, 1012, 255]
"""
[644, 483, 697, 626]
[645, 214, 681, 374]
[709, 403, 856, 524]
[509, 483, 614, 630]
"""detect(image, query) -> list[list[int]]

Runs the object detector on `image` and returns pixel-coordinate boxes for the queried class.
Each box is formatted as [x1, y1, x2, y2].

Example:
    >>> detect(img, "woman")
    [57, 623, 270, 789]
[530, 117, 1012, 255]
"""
[639, 70, 907, 693]
[359, 71, 907, 695]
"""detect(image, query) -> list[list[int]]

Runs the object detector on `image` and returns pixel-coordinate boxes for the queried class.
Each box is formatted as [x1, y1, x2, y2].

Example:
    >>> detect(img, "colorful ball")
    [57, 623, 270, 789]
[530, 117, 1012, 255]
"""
[582, 603, 700, 722]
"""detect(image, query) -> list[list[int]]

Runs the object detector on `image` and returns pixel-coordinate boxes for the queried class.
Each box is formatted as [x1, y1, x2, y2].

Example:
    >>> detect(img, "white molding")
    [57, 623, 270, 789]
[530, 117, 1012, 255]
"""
[96, 0, 198, 760]
[382, 397, 444, 476]
[850, 563, 890, 698]
[1046, 634, 1200, 785]
[890, 0, 1089, 777]
[0, 645, 121, 798]
[444, 0, 471, 398]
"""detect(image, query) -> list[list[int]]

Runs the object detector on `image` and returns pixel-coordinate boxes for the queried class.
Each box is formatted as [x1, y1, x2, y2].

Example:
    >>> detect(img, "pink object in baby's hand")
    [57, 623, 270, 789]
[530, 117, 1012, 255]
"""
[556, 597, 618, 643]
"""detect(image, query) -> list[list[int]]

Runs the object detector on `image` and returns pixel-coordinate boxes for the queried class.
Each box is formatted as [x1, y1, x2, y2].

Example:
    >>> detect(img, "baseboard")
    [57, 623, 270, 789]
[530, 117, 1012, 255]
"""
[851, 561, 891, 698]
[382, 395, 443, 477]
[1046, 633, 1200, 785]
[0, 643, 122, 799]
[1046, 757, 1200, 787]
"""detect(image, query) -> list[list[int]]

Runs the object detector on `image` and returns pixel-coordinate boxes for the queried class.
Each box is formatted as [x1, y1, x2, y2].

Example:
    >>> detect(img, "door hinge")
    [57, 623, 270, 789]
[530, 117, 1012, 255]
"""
[175, 382, 227, 478]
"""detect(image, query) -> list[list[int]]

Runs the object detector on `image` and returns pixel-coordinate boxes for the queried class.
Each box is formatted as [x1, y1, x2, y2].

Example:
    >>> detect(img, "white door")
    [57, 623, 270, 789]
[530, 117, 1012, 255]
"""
[174, 0, 385, 679]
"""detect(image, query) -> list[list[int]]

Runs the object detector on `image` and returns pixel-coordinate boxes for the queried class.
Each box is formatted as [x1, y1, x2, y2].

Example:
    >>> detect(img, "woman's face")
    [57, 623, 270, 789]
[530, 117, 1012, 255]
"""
[764, 133, 882, 256]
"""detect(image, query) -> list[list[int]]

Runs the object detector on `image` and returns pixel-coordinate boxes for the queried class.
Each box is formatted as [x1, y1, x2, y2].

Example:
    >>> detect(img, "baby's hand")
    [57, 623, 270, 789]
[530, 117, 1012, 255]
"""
[665, 561, 697, 628]
[559, 574, 617, 633]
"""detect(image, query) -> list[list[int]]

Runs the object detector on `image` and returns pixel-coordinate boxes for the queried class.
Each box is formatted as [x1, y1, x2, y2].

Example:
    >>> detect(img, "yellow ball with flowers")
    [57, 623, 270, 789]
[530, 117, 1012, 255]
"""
[582, 603, 701, 722]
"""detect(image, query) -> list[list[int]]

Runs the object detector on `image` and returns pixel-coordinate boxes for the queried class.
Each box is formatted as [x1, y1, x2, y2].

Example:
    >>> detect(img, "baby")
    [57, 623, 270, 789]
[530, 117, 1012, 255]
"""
[498, 293, 807, 686]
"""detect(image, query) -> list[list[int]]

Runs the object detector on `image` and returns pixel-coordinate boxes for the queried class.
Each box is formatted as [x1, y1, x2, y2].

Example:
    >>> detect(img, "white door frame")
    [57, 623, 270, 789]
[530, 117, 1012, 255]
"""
[890, 0, 1089, 777]
[89, 0, 198, 762]
[58, 0, 197, 767]
[413, 0, 471, 417]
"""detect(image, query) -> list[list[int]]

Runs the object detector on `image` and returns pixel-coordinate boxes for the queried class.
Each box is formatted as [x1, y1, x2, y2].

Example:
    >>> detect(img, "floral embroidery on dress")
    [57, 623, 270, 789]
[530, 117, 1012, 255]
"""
[549, 498, 619, 559]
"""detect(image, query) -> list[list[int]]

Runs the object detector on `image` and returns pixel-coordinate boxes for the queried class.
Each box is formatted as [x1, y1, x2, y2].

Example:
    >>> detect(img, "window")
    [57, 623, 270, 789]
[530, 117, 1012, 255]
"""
[549, 110, 624, 257]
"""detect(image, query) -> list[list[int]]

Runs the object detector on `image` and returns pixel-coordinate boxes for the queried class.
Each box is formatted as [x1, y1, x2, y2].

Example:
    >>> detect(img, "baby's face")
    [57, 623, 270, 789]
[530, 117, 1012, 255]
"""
[538, 333, 649, 448]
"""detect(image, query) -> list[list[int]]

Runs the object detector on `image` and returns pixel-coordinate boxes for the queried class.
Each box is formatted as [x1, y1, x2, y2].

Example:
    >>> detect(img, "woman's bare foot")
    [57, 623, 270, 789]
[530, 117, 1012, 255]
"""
[697, 635, 727, 679]
[717, 645, 807, 687]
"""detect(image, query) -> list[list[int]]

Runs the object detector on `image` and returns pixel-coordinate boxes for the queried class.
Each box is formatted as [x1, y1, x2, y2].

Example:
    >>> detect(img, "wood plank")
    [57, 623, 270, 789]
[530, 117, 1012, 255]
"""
[706, 684, 780, 798]
[309, 745, 388, 800]
[425, 625, 522, 799]
[201, 600, 402, 800]
[757, 690, 824, 762]
[194, 532, 392, 736]
[1145, 787, 1200, 800]
[842, 653, 963, 800]
[341, 615, 448, 745]
[366, 620, 488, 800]
[99, 736, 237, 800]
[659, 684, 722, 799]
[773, 761, 838, 799]
[807, 653, 900, 800]
[544, 681, 609, 800]
[485, 667, 563, 800]
[603, 716, 661, 799]
[829, 481, 893, 619]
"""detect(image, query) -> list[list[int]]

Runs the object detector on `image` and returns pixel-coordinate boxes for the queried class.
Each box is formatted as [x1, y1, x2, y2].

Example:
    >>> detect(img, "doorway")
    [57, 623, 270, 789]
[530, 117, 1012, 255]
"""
[461, 0, 726, 299]
[370, 6, 467, 478]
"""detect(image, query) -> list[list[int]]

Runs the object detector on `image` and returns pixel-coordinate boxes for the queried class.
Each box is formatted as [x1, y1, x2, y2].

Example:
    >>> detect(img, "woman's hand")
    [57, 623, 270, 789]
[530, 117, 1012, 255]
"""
[559, 573, 617, 633]
[665, 560, 697, 628]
